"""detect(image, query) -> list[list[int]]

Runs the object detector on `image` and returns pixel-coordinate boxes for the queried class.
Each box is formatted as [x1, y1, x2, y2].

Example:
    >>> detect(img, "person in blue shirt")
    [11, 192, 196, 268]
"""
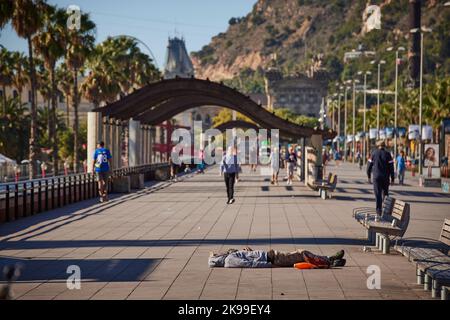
[220, 146, 239, 204]
[396, 150, 406, 185]
[92, 141, 112, 202]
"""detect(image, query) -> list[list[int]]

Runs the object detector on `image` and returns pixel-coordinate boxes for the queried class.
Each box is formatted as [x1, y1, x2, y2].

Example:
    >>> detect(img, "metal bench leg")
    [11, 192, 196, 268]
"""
[321, 190, 327, 200]
[424, 274, 432, 291]
[382, 236, 390, 254]
[442, 287, 449, 301]
[375, 233, 380, 249]
[432, 280, 441, 299]
[367, 229, 374, 244]
[416, 266, 424, 285]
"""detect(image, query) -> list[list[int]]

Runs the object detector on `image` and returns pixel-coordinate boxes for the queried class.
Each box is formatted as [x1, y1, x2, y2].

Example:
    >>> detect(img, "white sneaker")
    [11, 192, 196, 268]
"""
[229, 198, 235, 204]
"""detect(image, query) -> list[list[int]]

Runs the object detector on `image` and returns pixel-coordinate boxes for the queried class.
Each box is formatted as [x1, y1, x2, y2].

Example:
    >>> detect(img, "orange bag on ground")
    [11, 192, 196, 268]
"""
[293, 262, 318, 269]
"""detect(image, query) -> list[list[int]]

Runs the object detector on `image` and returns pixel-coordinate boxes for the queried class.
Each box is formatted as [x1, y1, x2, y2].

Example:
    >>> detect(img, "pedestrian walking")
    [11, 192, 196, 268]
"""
[367, 140, 395, 215]
[356, 151, 363, 170]
[322, 149, 328, 176]
[396, 150, 406, 185]
[220, 146, 239, 204]
[269, 147, 280, 185]
[92, 141, 112, 202]
[169, 155, 178, 181]
[285, 146, 297, 185]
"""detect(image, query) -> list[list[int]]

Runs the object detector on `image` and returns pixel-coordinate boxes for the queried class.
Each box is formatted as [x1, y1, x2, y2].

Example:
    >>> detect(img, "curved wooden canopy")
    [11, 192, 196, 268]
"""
[94, 78, 335, 139]
[213, 120, 260, 132]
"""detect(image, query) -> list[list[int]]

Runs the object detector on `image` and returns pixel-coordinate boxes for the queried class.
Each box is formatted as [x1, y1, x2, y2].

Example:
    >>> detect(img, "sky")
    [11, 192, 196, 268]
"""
[0, 0, 257, 70]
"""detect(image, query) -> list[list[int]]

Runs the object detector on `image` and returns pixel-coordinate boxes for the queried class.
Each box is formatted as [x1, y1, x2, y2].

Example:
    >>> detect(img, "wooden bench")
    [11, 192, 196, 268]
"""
[307, 173, 332, 191]
[353, 196, 396, 245]
[307, 174, 338, 200]
[360, 199, 410, 254]
[394, 218, 450, 299]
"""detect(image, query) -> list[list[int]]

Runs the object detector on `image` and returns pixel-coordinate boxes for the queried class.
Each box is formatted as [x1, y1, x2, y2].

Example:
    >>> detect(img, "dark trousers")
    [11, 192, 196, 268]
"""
[224, 173, 236, 200]
[373, 177, 389, 214]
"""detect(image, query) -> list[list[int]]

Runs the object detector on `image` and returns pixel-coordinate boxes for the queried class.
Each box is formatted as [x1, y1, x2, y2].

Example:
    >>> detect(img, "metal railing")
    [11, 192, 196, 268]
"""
[0, 163, 169, 224]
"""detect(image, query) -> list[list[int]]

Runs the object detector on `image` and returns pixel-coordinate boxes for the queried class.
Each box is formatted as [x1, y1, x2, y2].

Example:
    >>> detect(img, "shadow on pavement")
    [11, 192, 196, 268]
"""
[0, 237, 368, 250]
[0, 257, 162, 283]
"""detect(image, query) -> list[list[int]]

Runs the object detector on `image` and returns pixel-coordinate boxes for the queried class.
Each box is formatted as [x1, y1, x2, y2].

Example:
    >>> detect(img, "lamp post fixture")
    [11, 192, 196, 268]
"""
[410, 27, 432, 176]
[386, 46, 406, 158]
[350, 79, 360, 164]
[343, 85, 351, 162]
[337, 85, 344, 153]
[370, 59, 386, 137]
[357, 70, 372, 164]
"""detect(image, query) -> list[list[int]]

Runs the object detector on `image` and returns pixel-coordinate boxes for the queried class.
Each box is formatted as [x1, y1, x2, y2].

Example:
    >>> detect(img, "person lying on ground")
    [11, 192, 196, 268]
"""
[208, 247, 346, 268]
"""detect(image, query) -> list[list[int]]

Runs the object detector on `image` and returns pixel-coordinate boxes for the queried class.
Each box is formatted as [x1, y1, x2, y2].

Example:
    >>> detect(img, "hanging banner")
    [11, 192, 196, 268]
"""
[379, 129, 386, 140]
[397, 127, 406, 138]
[422, 125, 433, 141]
[386, 127, 394, 139]
[369, 128, 378, 139]
[423, 144, 439, 167]
[346, 135, 354, 143]
[408, 125, 420, 140]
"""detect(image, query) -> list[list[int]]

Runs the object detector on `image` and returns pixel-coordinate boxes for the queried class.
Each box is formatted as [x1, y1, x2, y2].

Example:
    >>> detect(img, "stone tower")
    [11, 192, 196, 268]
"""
[163, 37, 195, 79]
[162, 37, 220, 131]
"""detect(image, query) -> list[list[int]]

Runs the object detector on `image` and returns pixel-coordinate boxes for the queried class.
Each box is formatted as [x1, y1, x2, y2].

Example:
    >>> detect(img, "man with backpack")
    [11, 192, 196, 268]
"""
[92, 141, 112, 202]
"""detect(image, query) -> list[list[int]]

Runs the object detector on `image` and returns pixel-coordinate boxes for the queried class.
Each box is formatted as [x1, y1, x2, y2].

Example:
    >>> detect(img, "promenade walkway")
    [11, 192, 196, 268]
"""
[0, 162, 448, 300]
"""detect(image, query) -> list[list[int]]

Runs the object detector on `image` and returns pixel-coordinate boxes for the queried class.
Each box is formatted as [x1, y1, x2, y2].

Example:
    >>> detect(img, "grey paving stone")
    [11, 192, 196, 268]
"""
[1, 163, 448, 300]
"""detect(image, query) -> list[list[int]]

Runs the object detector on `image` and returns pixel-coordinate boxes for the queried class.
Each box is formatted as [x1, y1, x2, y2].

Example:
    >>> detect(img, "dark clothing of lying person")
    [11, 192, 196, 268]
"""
[208, 247, 346, 268]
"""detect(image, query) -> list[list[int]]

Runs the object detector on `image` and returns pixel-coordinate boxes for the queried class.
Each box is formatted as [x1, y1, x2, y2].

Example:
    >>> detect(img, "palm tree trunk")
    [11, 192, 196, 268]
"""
[46, 99, 51, 137]
[50, 67, 58, 175]
[27, 36, 38, 180]
[65, 94, 70, 127]
[72, 68, 79, 173]
[2, 85, 6, 113]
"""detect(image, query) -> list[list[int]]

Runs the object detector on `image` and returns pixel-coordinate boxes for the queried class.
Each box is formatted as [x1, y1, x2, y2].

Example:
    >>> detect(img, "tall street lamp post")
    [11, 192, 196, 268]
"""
[370, 59, 386, 137]
[410, 27, 432, 176]
[337, 86, 343, 153]
[344, 85, 350, 162]
[357, 70, 371, 164]
[351, 79, 360, 164]
[386, 46, 406, 158]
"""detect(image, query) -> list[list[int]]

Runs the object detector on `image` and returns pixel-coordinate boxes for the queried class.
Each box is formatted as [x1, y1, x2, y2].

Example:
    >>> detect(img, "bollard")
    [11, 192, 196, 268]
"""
[442, 286, 449, 300]
[432, 280, 441, 299]
[57, 177, 62, 207]
[5, 185, 10, 222]
[30, 181, 34, 215]
[416, 266, 424, 285]
[45, 180, 49, 211]
[51, 179, 56, 209]
[424, 274, 432, 291]
[22, 183, 27, 217]
[382, 236, 390, 254]
[14, 184, 19, 220]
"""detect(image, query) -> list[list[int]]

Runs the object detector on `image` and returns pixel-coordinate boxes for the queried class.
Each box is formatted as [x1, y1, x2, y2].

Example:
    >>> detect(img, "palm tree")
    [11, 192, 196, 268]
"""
[64, 11, 96, 172]
[10, 51, 29, 103]
[0, 0, 49, 179]
[36, 62, 52, 136]
[81, 36, 160, 108]
[55, 62, 72, 127]
[33, 6, 66, 174]
[0, 47, 13, 110]
[0, 97, 30, 162]
[81, 40, 122, 107]
[423, 77, 450, 142]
